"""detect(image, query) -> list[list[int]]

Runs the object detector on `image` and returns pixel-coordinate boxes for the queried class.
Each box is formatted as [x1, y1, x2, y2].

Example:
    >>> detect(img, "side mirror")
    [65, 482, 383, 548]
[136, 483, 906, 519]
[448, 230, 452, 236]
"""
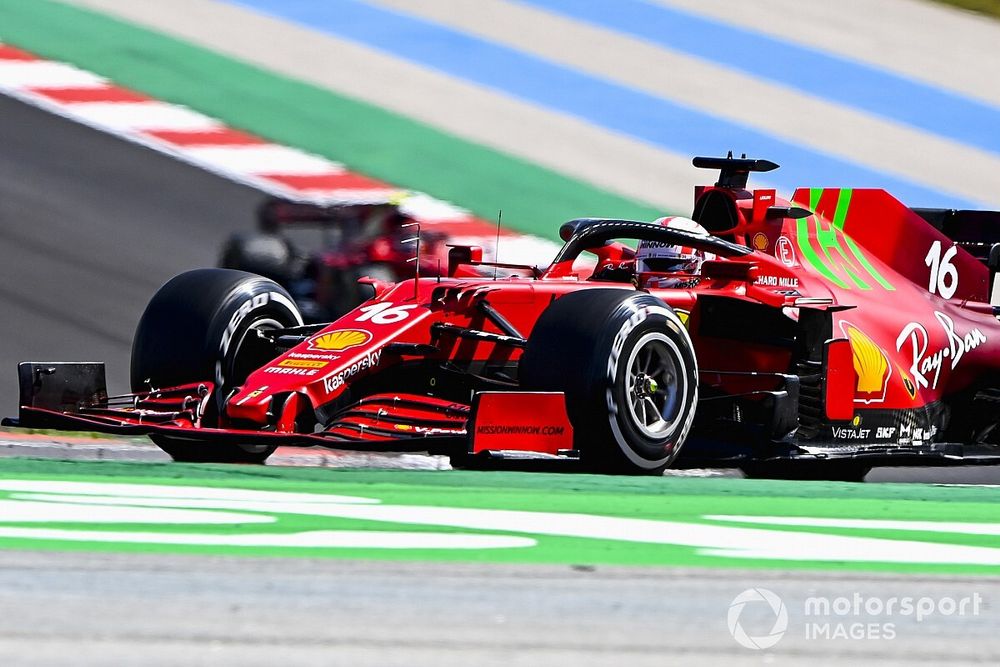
[447, 245, 483, 276]
[765, 206, 812, 220]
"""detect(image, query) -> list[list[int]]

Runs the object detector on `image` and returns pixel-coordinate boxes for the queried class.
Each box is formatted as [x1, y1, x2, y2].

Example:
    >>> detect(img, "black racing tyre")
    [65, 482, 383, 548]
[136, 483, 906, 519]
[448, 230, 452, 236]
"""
[219, 232, 295, 283]
[740, 461, 872, 482]
[131, 269, 303, 463]
[520, 289, 698, 474]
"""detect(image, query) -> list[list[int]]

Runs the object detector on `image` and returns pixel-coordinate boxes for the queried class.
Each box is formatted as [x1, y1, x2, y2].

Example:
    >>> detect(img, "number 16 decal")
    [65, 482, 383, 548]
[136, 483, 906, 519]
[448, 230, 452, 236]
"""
[356, 302, 418, 324]
[925, 240, 959, 299]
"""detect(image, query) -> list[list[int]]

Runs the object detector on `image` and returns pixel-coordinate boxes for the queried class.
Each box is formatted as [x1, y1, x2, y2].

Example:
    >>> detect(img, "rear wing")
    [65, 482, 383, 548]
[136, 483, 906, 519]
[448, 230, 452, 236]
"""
[912, 208, 1000, 267]
[791, 188, 994, 303]
[257, 197, 405, 233]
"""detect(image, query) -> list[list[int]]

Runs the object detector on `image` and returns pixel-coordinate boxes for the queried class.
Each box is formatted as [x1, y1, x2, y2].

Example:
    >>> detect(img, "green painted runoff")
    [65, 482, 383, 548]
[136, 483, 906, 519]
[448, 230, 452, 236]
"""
[1, 458, 999, 575]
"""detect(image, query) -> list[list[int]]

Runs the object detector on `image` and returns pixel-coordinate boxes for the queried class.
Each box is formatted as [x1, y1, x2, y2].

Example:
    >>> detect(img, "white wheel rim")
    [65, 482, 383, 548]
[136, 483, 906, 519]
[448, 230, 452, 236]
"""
[623, 331, 688, 441]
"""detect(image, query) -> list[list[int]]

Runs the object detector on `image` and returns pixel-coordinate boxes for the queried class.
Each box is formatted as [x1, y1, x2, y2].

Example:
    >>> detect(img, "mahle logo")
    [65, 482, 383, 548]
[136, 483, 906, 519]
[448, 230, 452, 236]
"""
[728, 588, 788, 650]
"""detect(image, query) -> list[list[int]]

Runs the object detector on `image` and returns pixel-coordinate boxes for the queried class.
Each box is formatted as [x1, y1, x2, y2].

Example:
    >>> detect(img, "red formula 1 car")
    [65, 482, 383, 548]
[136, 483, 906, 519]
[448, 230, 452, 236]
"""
[9, 155, 1000, 479]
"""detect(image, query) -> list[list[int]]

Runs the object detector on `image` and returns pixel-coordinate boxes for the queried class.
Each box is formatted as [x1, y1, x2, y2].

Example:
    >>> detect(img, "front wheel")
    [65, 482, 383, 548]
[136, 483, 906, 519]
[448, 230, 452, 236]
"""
[131, 269, 303, 463]
[520, 289, 698, 474]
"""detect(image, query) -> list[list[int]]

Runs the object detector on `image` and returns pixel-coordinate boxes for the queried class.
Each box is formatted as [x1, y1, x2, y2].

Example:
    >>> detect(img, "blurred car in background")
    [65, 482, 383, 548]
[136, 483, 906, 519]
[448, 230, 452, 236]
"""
[220, 197, 479, 321]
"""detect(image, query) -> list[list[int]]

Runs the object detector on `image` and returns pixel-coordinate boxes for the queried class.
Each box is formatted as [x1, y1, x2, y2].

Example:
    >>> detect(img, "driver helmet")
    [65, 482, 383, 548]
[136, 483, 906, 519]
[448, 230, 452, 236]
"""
[635, 216, 715, 274]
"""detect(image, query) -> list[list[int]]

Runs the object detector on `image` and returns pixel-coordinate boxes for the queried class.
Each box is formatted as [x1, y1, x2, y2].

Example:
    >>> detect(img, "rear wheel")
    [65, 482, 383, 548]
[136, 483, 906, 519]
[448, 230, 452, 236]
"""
[520, 289, 698, 474]
[219, 233, 296, 283]
[131, 269, 303, 463]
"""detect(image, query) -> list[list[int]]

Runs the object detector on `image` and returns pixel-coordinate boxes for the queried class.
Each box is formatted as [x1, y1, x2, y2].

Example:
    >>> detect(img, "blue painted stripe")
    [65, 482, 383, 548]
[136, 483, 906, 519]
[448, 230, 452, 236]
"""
[228, 0, 980, 208]
[523, 0, 1000, 156]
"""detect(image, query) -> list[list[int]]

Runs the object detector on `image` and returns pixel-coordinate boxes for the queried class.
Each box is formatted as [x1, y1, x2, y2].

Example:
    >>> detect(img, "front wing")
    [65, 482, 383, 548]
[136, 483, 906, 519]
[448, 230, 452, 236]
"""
[3, 362, 576, 460]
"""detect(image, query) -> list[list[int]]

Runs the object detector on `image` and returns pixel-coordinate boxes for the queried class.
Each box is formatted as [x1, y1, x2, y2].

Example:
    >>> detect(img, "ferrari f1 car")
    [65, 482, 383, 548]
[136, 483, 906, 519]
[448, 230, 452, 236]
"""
[8, 155, 1000, 479]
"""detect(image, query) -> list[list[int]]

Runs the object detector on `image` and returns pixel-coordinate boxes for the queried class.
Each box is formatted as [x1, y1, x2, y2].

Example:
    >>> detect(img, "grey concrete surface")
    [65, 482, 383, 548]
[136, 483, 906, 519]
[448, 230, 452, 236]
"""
[0, 550, 997, 666]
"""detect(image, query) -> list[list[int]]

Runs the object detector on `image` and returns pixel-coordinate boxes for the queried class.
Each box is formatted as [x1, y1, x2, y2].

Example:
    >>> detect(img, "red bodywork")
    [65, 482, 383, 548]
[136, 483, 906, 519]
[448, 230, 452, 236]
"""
[14, 158, 1000, 467]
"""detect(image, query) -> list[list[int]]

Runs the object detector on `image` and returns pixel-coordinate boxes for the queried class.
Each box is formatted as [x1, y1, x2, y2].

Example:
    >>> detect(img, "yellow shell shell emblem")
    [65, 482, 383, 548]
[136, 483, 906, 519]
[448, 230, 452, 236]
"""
[308, 329, 372, 352]
[843, 324, 890, 400]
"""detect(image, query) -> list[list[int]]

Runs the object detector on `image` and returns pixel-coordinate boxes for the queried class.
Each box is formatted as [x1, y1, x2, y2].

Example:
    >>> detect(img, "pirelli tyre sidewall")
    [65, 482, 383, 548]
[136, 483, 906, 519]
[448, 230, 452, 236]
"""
[521, 289, 698, 473]
[131, 269, 303, 463]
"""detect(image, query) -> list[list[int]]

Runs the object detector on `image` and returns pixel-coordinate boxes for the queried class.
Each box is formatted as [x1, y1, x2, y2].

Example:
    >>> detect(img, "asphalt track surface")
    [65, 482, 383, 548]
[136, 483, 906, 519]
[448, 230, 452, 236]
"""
[0, 93, 267, 416]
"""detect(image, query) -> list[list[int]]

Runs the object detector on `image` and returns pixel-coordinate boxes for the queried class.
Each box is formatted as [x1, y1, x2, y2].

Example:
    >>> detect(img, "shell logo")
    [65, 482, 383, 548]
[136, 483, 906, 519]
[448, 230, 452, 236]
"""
[308, 329, 372, 352]
[841, 323, 890, 403]
[752, 232, 769, 252]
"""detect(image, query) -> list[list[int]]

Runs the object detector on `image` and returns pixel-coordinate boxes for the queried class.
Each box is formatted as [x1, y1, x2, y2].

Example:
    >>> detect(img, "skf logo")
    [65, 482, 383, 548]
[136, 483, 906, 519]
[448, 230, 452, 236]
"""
[308, 329, 372, 352]
[278, 358, 327, 369]
[841, 322, 890, 404]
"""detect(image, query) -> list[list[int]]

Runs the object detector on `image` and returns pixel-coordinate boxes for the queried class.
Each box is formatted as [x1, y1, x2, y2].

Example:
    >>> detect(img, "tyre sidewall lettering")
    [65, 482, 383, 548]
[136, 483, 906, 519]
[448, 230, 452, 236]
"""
[221, 293, 269, 358]
[216, 289, 303, 388]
